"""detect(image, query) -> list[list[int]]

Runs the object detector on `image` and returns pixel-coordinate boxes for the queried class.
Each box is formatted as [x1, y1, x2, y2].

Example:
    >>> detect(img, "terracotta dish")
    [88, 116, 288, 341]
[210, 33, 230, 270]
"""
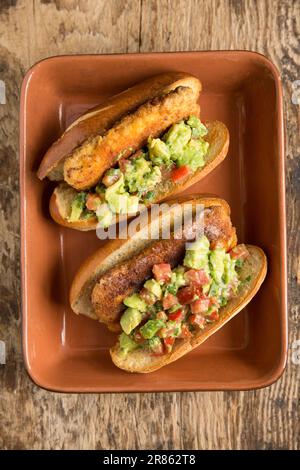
[20, 52, 287, 392]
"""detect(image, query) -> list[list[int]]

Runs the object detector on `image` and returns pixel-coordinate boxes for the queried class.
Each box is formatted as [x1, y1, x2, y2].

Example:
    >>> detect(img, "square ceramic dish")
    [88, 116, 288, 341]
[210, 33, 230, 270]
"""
[20, 51, 287, 392]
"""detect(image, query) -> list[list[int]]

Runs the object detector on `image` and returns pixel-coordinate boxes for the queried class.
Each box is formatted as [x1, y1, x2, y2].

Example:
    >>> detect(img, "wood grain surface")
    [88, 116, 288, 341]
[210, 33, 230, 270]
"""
[0, 0, 299, 450]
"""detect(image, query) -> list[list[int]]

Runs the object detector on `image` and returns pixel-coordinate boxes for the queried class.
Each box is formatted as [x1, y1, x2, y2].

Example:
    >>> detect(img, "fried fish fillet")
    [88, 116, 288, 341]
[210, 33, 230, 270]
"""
[91, 205, 237, 330]
[63, 86, 200, 190]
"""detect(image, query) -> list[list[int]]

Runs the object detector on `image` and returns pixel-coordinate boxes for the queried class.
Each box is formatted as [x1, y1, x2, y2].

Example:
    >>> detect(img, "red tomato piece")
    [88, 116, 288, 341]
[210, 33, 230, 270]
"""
[168, 308, 184, 322]
[190, 298, 210, 314]
[177, 287, 195, 305]
[229, 244, 249, 260]
[163, 293, 178, 310]
[163, 336, 175, 353]
[171, 165, 190, 183]
[152, 263, 172, 282]
[206, 310, 219, 322]
[185, 269, 210, 286]
[179, 323, 192, 338]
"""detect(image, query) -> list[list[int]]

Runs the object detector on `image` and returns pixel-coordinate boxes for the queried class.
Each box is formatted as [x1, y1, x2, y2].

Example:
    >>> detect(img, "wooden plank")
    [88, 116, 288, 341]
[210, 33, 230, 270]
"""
[0, 0, 299, 450]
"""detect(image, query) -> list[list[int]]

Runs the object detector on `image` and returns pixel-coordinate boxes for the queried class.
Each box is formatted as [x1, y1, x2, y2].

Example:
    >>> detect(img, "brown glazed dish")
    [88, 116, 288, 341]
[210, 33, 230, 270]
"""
[20, 52, 287, 392]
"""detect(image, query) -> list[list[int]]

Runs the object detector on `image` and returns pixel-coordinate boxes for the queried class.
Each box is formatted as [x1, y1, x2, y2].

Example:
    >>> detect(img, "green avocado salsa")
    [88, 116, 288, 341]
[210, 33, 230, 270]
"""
[68, 116, 209, 227]
[118, 237, 250, 356]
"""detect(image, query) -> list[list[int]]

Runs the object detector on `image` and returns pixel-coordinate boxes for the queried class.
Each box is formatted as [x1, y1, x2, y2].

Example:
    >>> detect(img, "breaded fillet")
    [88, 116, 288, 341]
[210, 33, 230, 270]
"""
[91, 205, 237, 329]
[63, 86, 200, 190]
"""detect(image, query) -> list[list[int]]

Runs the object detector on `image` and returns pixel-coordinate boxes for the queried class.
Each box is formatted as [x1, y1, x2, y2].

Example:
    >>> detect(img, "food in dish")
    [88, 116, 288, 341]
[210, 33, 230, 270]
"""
[69, 196, 267, 372]
[37, 73, 229, 230]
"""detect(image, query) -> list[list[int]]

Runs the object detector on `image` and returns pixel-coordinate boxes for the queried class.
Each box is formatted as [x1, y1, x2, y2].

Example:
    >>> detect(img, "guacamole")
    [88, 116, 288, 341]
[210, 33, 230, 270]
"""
[118, 237, 250, 356]
[68, 116, 209, 227]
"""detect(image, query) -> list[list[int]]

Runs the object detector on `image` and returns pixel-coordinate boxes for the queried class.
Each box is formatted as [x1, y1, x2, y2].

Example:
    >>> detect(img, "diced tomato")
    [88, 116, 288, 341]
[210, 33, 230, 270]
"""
[177, 286, 195, 305]
[206, 310, 219, 322]
[189, 314, 206, 329]
[140, 288, 156, 306]
[185, 269, 210, 286]
[152, 263, 172, 283]
[163, 293, 178, 310]
[168, 308, 184, 322]
[119, 158, 130, 173]
[229, 244, 249, 260]
[190, 298, 210, 314]
[163, 336, 175, 353]
[171, 165, 190, 183]
[86, 193, 102, 211]
[179, 323, 192, 339]
[156, 311, 168, 321]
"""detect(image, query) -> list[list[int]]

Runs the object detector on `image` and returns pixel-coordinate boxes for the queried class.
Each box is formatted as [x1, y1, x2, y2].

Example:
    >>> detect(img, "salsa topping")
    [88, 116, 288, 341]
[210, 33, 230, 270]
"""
[118, 236, 250, 357]
[68, 116, 209, 226]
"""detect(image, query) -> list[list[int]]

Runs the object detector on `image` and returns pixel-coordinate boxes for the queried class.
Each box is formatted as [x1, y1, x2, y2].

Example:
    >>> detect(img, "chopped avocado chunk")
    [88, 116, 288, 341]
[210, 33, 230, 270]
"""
[125, 156, 162, 195]
[164, 121, 192, 156]
[209, 281, 220, 298]
[105, 173, 125, 196]
[144, 279, 162, 299]
[126, 195, 140, 214]
[140, 319, 165, 339]
[184, 236, 210, 271]
[223, 253, 237, 284]
[184, 252, 209, 271]
[170, 266, 186, 289]
[210, 249, 226, 283]
[104, 173, 139, 215]
[123, 293, 147, 312]
[69, 192, 87, 222]
[120, 308, 143, 335]
[176, 138, 208, 171]
[95, 203, 113, 228]
[186, 235, 210, 253]
[113, 193, 129, 214]
[187, 115, 208, 138]
[147, 336, 162, 352]
[148, 138, 171, 165]
[119, 332, 138, 354]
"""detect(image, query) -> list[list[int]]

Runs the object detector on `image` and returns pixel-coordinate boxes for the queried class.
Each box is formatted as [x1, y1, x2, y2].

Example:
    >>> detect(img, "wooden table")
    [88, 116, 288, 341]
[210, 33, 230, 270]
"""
[0, 0, 299, 450]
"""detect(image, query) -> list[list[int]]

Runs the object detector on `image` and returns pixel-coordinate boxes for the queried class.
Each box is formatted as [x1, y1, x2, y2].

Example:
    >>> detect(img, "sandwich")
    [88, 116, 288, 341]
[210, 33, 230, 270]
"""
[37, 72, 229, 230]
[69, 196, 267, 373]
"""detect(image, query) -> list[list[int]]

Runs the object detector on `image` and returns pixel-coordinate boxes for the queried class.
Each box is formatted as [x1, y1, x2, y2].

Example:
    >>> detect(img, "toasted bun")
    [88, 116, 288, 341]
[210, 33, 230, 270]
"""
[69, 196, 234, 328]
[49, 120, 229, 231]
[110, 245, 267, 373]
[37, 72, 201, 181]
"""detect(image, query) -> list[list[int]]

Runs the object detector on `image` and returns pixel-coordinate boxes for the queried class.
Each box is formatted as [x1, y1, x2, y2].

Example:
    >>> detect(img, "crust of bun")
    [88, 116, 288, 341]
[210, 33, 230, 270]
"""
[37, 72, 201, 181]
[69, 196, 233, 326]
[49, 120, 229, 231]
[110, 245, 267, 373]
